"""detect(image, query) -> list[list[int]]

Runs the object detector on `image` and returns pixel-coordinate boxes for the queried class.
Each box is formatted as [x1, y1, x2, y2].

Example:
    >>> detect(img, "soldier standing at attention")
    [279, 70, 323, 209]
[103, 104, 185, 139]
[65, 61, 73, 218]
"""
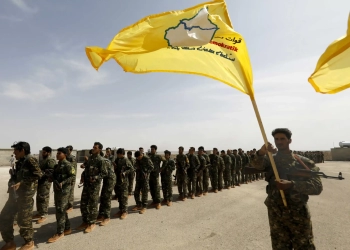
[127, 151, 136, 197]
[132, 151, 154, 214]
[209, 148, 221, 193]
[33, 146, 56, 224]
[195, 147, 207, 197]
[160, 150, 175, 206]
[47, 147, 75, 243]
[199, 147, 211, 195]
[76, 142, 107, 233]
[148, 145, 165, 209]
[65, 145, 77, 212]
[187, 147, 200, 199]
[217, 150, 225, 191]
[239, 148, 250, 184]
[176, 147, 189, 201]
[0, 142, 42, 250]
[227, 149, 236, 188]
[221, 150, 232, 189]
[250, 128, 322, 249]
[97, 151, 116, 226]
[233, 149, 242, 186]
[113, 148, 133, 219]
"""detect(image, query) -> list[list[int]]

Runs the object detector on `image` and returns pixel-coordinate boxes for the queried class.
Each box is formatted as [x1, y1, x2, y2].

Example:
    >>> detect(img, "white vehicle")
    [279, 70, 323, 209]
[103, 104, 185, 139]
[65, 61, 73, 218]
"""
[339, 141, 350, 148]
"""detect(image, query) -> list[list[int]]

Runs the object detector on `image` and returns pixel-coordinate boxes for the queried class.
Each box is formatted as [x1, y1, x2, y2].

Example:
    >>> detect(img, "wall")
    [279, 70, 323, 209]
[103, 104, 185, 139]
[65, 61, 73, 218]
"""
[38, 150, 77, 162]
[0, 149, 14, 166]
[331, 148, 350, 161]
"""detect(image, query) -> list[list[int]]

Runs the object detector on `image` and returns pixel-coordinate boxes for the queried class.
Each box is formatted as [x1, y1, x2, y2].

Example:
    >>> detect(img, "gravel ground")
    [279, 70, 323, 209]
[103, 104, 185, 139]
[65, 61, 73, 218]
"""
[0, 161, 349, 250]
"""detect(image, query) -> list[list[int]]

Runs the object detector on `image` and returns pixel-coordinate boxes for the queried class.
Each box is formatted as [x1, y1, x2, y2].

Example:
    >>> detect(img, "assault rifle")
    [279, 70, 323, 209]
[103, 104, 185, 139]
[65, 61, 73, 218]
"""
[45, 169, 63, 192]
[9, 166, 18, 201]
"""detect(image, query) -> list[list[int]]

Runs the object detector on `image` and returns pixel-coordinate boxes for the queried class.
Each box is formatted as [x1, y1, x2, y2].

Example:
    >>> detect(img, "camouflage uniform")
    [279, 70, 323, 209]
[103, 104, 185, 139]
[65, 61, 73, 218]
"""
[176, 154, 189, 198]
[195, 155, 206, 195]
[208, 154, 220, 191]
[187, 154, 200, 196]
[202, 154, 211, 193]
[98, 159, 116, 218]
[222, 154, 232, 188]
[36, 156, 55, 217]
[134, 155, 154, 208]
[66, 154, 77, 209]
[148, 154, 165, 204]
[52, 159, 75, 233]
[228, 153, 236, 187]
[234, 154, 242, 185]
[239, 152, 250, 183]
[160, 158, 175, 202]
[80, 154, 108, 224]
[250, 151, 323, 250]
[127, 157, 136, 195]
[217, 155, 225, 190]
[0, 155, 42, 244]
[115, 157, 133, 213]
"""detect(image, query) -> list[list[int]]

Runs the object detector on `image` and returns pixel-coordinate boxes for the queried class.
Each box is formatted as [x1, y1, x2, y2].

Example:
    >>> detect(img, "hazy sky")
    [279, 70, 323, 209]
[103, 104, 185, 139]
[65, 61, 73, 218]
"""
[0, 0, 349, 153]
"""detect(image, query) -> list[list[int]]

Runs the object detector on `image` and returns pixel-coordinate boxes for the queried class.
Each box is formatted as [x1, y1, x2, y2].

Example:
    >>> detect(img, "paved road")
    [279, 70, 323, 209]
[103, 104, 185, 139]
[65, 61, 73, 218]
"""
[0, 162, 349, 250]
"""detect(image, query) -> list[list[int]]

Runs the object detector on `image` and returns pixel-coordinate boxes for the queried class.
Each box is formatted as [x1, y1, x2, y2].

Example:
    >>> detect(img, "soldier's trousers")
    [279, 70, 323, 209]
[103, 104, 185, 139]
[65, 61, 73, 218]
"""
[54, 185, 71, 233]
[134, 177, 149, 208]
[0, 184, 37, 243]
[177, 172, 188, 197]
[98, 176, 116, 218]
[230, 169, 236, 187]
[187, 170, 196, 195]
[223, 167, 231, 188]
[210, 168, 218, 190]
[68, 180, 76, 209]
[117, 183, 128, 213]
[218, 169, 224, 190]
[161, 173, 173, 201]
[202, 169, 209, 193]
[80, 182, 101, 224]
[36, 181, 52, 216]
[267, 203, 315, 250]
[235, 169, 241, 185]
[128, 171, 135, 195]
[195, 172, 203, 195]
[149, 172, 161, 203]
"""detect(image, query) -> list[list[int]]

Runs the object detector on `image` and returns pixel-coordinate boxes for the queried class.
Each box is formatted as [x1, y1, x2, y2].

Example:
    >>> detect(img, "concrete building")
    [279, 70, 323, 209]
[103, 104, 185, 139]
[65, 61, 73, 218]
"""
[331, 148, 350, 161]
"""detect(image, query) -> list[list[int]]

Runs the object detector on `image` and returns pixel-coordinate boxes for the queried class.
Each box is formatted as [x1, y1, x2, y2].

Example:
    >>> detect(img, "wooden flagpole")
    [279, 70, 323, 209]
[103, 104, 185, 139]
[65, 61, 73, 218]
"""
[250, 95, 288, 207]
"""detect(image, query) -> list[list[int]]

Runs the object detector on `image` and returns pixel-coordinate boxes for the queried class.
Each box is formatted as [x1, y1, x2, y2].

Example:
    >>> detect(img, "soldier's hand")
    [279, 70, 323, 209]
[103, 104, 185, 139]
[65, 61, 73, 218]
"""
[258, 143, 275, 155]
[275, 179, 293, 190]
[11, 182, 20, 191]
[80, 164, 85, 169]
[59, 183, 63, 189]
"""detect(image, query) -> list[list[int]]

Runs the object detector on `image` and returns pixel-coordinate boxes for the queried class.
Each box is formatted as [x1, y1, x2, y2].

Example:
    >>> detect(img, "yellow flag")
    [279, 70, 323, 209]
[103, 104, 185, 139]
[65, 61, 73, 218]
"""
[308, 14, 350, 94]
[85, 0, 253, 96]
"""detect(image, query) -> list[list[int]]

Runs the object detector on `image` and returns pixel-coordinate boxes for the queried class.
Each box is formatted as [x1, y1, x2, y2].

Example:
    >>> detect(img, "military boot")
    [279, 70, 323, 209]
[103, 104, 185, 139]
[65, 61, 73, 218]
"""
[155, 203, 161, 209]
[214, 189, 218, 193]
[167, 201, 172, 207]
[0, 241, 16, 250]
[66, 207, 73, 213]
[64, 229, 72, 235]
[114, 211, 122, 218]
[19, 241, 34, 250]
[47, 233, 64, 243]
[84, 224, 96, 233]
[31, 214, 41, 220]
[96, 215, 104, 222]
[139, 208, 146, 214]
[191, 194, 195, 199]
[76, 222, 88, 231]
[132, 206, 141, 211]
[100, 218, 110, 226]
[120, 212, 128, 220]
[36, 217, 47, 224]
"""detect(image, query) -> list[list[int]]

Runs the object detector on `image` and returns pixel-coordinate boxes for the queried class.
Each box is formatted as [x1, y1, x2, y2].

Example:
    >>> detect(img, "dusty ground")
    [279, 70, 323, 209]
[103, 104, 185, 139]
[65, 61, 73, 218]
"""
[0, 162, 349, 250]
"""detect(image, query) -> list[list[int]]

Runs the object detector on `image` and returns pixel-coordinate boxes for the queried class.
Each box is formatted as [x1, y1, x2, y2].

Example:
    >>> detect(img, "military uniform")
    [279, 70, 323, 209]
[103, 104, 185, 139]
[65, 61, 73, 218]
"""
[0, 155, 42, 244]
[202, 154, 211, 194]
[195, 154, 206, 196]
[127, 157, 136, 195]
[217, 155, 225, 190]
[160, 158, 175, 202]
[115, 157, 133, 213]
[234, 154, 242, 185]
[148, 154, 165, 204]
[134, 155, 154, 208]
[222, 154, 232, 189]
[250, 151, 323, 250]
[66, 154, 77, 209]
[36, 156, 56, 217]
[208, 154, 221, 191]
[228, 153, 236, 187]
[187, 154, 200, 197]
[80, 154, 108, 225]
[239, 152, 250, 183]
[52, 159, 75, 234]
[98, 158, 116, 219]
[176, 154, 189, 199]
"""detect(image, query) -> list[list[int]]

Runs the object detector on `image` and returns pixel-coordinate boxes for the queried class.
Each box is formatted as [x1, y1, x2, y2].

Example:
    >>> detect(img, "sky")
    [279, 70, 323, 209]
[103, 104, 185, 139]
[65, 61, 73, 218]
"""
[0, 0, 349, 153]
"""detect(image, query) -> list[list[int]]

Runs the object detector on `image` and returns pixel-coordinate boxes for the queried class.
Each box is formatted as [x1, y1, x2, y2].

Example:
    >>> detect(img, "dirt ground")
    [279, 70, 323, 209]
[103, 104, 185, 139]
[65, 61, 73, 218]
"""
[0, 161, 349, 250]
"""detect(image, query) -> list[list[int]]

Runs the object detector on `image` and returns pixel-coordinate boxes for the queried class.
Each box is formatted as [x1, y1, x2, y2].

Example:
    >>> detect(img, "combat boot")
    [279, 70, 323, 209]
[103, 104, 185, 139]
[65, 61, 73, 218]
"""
[139, 208, 146, 214]
[181, 196, 187, 201]
[96, 215, 104, 222]
[231, 185, 235, 188]
[47, 233, 64, 243]
[120, 212, 128, 220]
[32, 214, 41, 220]
[64, 229, 72, 235]
[203, 192, 207, 196]
[132, 206, 141, 211]
[155, 203, 161, 209]
[66, 207, 73, 213]
[114, 211, 122, 218]
[84, 224, 96, 233]
[36, 217, 47, 224]
[191, 194, 195, 199]
[19, 241, 34, 250]
[0, 241, 16, 250]
[161, 200, 167, 205]
[214, 189, 218, 193]
[100, 218, 110, 226]
[167, 201, 172, 207]
[76, 222, 88, 231]
[228, 186, 231, 190]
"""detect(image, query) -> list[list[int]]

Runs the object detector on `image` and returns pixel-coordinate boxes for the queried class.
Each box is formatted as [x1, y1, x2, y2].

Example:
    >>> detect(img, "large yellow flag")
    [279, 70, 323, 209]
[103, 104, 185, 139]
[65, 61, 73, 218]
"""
[85, 0, 253, 96]
[308, 14, 350, 94]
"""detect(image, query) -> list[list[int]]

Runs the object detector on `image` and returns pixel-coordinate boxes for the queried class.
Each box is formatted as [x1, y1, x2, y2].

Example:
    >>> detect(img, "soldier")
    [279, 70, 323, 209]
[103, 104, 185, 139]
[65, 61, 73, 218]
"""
[250, 128, 323, 249]
[148, 145, 165, 209]
[187, 147, 200, 199]
[209, 148, 221, 193]
[198, 146, 211, 195]
[139, 147, 144, 155]
[97, 151, 116, 226]
[232, 149, 242, 186]
[76, 142, 108, 233]
[220, 150, 231, 189]
[196, 147, 207, 197]
[238, 148, 250, 184]
[176, 146, 189, 201]
[217, 150, 225, 191]
[47, 147, 76, 243]
[160, 150, 175, 206]
[127, 151, 136, 196]
[132, 151, 154, 214]
[66, 145, 77, 212]
[32, 146, 56, 224]
[0, 141, 42, 250]
[113, 148, 133, 219]
[104, 147, 114, 162]
[227, 149, 236, 188]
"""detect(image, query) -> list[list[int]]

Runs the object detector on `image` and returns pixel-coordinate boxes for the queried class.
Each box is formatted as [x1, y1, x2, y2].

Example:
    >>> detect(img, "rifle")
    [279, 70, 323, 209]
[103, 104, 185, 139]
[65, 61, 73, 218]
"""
[9, 166, 18, 201]
[287, 169, 344, 180]
[45, 169, 63, 192]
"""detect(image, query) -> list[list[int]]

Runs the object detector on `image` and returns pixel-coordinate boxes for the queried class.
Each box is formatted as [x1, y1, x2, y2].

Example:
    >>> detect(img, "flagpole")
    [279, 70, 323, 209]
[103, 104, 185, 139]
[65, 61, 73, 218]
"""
[250, 95, 288, 207]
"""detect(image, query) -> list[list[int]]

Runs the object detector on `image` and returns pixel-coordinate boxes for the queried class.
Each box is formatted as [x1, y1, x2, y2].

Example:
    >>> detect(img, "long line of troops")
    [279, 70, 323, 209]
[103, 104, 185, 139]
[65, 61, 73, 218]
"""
[6, 143, 325, 246]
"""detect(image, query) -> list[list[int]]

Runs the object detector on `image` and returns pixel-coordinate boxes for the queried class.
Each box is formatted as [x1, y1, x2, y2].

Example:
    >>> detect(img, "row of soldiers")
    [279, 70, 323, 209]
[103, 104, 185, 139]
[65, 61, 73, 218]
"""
[293, 151, 324, 163]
